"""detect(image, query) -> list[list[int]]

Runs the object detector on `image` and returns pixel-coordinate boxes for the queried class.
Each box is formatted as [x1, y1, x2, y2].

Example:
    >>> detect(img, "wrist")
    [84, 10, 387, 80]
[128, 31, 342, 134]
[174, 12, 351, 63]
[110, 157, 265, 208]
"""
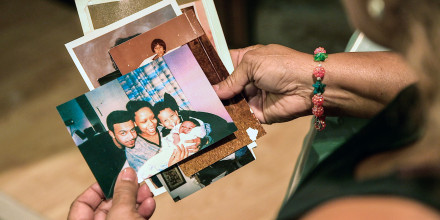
[310, 47, 328, 130]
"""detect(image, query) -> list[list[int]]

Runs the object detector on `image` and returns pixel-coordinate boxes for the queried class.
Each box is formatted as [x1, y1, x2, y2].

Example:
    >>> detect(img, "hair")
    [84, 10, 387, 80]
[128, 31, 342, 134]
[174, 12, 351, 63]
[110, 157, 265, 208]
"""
[97, 70, 122, 86]
[152, 93, 179, 117]
[106, 110, 132, 132]
[151, 38, 166, 53]
[125, 100, 154, 121]
[183, 118, 200, 127]
[399, 1, 440, 84]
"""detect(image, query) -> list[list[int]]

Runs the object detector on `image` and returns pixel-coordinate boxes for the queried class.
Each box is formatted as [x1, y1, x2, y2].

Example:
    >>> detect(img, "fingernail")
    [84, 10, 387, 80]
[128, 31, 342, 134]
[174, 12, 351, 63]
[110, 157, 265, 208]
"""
[121, 168, 136, 182]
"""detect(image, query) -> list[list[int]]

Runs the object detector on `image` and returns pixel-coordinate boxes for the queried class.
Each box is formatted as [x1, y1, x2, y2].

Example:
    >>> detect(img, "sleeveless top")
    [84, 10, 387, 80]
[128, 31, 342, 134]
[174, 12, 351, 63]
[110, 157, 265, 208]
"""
[277, 85, 440, 219]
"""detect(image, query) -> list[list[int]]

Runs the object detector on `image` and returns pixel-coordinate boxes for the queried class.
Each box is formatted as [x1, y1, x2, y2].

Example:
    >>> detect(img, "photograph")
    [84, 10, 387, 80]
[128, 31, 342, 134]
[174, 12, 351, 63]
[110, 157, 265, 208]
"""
[161, 166, 186, 191]
[158, 145, 256, 202]
[66, 0, 182, 90]
[56, 80, 129, 198]
[110, 11, 266, 177]
[109, 10, 206, 74]
[57, 47, 237, 196]
[118, 48, 238, 180]
[74, 0, 234, 74]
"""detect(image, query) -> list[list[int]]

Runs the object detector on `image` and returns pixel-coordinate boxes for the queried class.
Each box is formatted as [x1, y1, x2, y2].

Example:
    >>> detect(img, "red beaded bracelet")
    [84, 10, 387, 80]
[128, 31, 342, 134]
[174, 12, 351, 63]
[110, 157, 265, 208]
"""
[312, 47, 328, 131]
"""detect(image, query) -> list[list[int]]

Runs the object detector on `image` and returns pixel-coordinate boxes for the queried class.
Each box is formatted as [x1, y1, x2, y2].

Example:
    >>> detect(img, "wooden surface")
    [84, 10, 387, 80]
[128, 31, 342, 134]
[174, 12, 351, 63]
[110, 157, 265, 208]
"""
[0, 0, 311, 219]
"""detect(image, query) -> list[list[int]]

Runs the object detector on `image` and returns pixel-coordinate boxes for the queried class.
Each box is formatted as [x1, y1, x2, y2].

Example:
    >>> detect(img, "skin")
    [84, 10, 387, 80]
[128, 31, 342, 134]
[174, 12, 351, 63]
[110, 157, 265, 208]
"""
[158, 108, 201, 154]
[133, 107, 158, 141]
[71, 1, 440, 218]
[153, 44, 165, 57]
[167, 144, 189, 167]
[173, 121, 196, 146]
[133, 106, 188, 166]
[157, 108, 180, 130]
[179, 121, 196, 134]
[213, 0, 439, 219]
[68, 167, 155, 219]
[109, 121, 137, 149]
[214, 45, 417, 124]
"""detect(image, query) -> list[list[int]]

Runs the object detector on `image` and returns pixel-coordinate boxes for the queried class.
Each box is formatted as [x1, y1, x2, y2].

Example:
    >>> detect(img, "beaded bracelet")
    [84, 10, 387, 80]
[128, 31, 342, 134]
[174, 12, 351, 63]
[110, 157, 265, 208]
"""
[312, 47, 328, 131]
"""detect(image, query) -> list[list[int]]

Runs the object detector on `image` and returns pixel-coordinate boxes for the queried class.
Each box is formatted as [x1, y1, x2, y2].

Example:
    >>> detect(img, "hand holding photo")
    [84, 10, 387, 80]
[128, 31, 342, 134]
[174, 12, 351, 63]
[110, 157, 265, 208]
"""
[110, 11, 266, 177]
[57, 46, 236, 197]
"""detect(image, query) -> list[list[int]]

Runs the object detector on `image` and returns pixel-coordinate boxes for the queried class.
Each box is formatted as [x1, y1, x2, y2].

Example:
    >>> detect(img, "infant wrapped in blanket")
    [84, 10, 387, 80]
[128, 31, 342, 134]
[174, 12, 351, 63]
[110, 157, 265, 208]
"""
[137, 118, 206, 181]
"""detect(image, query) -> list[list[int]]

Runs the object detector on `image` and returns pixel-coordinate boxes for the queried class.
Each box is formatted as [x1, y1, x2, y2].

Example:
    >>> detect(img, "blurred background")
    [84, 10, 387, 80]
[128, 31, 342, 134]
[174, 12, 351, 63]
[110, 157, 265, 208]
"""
[0, 0, 352, 219]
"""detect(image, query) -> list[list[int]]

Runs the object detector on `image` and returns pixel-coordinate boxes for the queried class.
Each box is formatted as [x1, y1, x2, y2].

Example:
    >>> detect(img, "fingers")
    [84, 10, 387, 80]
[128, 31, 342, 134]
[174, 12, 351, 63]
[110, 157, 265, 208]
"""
[186, 144, 199, 153]
[109, 168, 139, 217]
[214, 45, 264, 99]
[94, 200, 113, 220]
[137, 184, 156, 219]
[68, 183, 105, 220]
[185, 138, 201, 147]
[168, 149, 179, 166]
[137, 184, 153, 203]
[138, 197, 156, 219]
[176, 144, 188, 160]
[179, 144, 189, 159]
[171, 149, 177, 158]
[184, 138, 197, 143]
[229, 45, 264, 68]
[185, 139, 200, 153]
[169, 145, 190, 167]
[213, 64, 251, 99]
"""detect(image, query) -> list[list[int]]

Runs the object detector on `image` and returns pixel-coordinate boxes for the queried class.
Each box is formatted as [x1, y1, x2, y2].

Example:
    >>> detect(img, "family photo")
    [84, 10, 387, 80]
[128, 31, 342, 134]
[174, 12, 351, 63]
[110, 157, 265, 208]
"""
[57, 48, 236, 197]
[61, 0, 263, 202]
[110, 12, 266, 176]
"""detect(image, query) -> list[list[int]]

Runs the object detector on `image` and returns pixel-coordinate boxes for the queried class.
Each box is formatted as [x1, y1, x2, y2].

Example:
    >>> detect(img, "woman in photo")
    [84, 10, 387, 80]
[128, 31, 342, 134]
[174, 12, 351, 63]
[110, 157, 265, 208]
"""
[153, 93, 236, 153]
[125, 100, 188, 173]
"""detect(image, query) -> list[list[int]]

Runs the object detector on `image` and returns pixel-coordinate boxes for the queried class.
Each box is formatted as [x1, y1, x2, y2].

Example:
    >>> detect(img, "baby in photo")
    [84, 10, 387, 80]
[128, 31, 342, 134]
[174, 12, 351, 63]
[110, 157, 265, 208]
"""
[137, 118, 207, 181]
[170, 118, 206, 154]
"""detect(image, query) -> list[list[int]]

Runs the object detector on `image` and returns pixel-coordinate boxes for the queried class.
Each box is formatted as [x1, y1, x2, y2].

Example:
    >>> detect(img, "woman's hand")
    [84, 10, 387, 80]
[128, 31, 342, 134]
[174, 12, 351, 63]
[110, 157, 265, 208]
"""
[185, 137, 201, 153]
[214, 44, 314, 124]
[214, 45, 417, 122]
[68, 167, 156, 220]
[168, 144, 189, 166]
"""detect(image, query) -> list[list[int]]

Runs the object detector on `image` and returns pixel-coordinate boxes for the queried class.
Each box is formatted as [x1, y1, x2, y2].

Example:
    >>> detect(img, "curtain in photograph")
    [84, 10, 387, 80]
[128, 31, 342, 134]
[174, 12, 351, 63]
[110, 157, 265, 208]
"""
[118, 57, 191, 110]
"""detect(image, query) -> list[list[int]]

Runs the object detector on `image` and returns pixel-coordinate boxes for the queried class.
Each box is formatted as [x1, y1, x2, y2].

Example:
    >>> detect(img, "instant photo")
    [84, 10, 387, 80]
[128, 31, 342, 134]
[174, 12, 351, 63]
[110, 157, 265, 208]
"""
[56, 80, 129, 198]
[110, 11, 266, 177]
[75, 0, 234, 75]
[66, 0, 182, 90]
[158, 145, 256, 202]
[57, 47, 236, 197]
[76, 0, 220, 55]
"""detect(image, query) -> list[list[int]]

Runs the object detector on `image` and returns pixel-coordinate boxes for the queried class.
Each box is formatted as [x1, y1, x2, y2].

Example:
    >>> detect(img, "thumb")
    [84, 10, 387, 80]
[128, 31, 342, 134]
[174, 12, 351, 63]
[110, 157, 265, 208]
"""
[111, 168, 139, 215]
[213, 63, 250, 99]
[213, 45, 264, 99]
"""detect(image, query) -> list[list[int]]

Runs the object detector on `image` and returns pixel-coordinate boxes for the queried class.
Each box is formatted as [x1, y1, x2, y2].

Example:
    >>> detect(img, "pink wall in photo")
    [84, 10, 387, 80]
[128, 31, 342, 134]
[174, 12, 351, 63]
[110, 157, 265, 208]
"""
[163, 45, 232, 122]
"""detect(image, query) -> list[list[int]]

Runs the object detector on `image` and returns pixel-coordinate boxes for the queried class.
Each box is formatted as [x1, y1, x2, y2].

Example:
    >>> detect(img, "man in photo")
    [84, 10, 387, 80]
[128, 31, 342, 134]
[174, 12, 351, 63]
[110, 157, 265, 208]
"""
[74, 110, 135, 197]
[106, 110, 138, 149]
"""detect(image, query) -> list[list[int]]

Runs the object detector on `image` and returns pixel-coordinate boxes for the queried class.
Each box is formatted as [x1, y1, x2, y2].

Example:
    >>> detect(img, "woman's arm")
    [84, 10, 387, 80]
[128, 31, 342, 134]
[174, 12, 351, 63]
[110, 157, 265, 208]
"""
[214, 44, 417, 124]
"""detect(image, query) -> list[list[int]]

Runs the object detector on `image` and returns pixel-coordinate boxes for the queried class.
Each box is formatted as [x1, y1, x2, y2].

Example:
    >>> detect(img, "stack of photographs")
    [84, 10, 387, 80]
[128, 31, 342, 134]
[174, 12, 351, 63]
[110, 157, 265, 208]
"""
[57, 0, 265, 201]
